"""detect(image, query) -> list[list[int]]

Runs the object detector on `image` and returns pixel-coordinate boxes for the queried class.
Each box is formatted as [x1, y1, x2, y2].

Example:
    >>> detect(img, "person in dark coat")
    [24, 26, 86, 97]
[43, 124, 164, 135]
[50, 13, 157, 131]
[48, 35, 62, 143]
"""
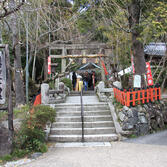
[83, 71, 89, 91]
[72, 72, 77, 90]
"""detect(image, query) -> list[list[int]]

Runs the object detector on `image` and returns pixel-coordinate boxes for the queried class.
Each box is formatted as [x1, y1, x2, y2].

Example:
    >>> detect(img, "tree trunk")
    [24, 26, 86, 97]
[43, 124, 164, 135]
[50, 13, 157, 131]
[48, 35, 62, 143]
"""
[5, 45, 14, 150]
[44, 51, 48, 81]
[0, 25, 2, 43]
[32, 50, 37, 81]
[128, 0, 146, 76]
[32, 12, 39, 82]
[9, 0, 25, 106]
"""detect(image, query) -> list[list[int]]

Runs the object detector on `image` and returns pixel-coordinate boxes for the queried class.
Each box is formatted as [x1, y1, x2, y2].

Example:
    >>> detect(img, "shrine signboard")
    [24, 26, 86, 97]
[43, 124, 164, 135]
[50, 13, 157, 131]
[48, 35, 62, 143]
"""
[0, 51, 6, 104]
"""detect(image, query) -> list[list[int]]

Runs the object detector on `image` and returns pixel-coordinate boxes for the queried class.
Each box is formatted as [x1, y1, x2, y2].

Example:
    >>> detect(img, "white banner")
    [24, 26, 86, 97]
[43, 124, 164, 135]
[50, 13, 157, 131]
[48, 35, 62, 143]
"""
[133, 75, 141, 88]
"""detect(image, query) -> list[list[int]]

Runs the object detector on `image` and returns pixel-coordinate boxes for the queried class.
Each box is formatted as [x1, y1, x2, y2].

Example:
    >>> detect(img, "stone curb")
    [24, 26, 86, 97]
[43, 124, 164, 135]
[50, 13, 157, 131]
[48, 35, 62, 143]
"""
[107, 100, 132, 138]
[44, 122, 52, 141]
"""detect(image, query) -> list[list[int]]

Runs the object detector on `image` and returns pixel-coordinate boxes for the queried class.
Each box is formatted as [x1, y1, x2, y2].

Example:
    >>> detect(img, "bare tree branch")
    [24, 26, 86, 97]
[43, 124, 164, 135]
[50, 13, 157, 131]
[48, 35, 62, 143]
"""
[0, 0, 25, 20]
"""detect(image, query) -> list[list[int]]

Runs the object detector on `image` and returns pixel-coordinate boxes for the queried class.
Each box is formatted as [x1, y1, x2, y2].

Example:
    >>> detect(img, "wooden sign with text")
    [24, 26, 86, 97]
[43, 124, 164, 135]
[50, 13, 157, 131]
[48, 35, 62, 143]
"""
[0, 51, 6, 104]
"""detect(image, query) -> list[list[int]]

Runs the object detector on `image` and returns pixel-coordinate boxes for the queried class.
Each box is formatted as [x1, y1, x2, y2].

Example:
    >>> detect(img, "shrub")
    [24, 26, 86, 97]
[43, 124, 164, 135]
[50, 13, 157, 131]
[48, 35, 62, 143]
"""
[61, 78, 72, 90]
[31, 105, 56, 128]
[12, 149, 29, 158]
[14, 126, 46, 152]
[0, 154, 12, 161]
[13, 105, 56, 157]
[39, 143, 48, 153]
[48, 80, 55, 89]
[13, 105, 30, 119]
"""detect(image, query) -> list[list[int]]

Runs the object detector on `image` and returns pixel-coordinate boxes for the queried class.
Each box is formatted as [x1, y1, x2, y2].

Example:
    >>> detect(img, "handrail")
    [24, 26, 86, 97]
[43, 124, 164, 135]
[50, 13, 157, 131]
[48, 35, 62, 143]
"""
[80, 88, 84, 142]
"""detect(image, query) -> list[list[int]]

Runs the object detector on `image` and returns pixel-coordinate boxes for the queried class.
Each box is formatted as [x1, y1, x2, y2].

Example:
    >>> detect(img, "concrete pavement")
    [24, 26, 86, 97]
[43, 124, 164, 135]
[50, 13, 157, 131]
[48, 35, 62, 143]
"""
[124, 130, 167, 146]
[20, 142, 167, 167]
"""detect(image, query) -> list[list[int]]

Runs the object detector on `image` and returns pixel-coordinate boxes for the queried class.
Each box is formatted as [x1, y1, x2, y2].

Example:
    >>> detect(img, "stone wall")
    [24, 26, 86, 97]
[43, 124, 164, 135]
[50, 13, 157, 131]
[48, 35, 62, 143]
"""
[41, 83, 69, 104]
[95, 81, 114, 102]
[0, 125, 12, 156]
[115, 101, 167, 136]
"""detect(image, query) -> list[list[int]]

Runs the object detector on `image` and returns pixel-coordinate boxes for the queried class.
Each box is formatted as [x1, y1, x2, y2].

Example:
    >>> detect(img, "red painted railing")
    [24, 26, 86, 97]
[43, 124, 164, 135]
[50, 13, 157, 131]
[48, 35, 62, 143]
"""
[113, 86, 161, 107]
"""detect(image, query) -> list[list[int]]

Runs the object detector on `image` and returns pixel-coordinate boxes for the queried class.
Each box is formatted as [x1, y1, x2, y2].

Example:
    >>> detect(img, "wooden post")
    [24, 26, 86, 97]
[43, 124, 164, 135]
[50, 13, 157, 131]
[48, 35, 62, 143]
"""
[126, 91, 130, 107]
[4, 45, 14, 149]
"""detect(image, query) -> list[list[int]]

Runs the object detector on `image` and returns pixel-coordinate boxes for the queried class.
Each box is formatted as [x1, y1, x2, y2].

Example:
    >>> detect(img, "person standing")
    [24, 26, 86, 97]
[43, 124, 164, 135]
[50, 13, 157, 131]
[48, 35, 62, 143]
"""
[92, 71, 96, 90]
[72, 72, 77, 91]
[83, 71, 89, 91]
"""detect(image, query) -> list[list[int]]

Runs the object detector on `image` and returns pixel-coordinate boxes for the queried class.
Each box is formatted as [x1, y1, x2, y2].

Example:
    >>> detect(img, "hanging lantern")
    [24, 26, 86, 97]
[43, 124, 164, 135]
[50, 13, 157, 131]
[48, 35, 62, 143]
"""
[82, 58, 87, 64]
[95, 58, 99, 64]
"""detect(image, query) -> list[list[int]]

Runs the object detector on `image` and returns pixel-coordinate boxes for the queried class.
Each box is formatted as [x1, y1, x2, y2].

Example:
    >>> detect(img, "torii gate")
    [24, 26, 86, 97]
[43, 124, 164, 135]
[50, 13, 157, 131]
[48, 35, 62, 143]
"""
[49, 43, 111, 80]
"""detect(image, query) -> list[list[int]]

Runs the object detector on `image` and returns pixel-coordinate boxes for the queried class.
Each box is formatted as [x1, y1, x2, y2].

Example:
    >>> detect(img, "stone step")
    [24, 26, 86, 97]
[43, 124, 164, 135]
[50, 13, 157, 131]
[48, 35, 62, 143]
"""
[56, 110, 111, 117]
[55, 115, 112, 122]
[54, 142, 112, 147]
[50, 127, 116, 135]
[70, 91, 95, 96]
[55, 105, 110, 112]
[52, 121, 114, 128]
[55, 102, 108, 107]
[49, 134, 118, 142]
[52, 102, 109, 109]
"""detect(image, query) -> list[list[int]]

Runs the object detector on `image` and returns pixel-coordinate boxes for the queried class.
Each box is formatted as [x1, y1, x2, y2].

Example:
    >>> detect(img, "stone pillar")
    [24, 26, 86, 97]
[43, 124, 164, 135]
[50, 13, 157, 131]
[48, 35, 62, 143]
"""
[55, 77, 59, 90]
[41, 83, 49, 104]
[101, 64, 105, 82]
[61, 48, 66, 73]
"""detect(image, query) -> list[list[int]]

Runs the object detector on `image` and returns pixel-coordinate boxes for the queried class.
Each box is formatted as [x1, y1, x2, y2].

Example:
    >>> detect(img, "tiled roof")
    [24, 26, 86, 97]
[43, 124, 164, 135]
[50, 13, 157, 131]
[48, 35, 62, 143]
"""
[79, 62, 101, 70]
[144, 43, 166, 56]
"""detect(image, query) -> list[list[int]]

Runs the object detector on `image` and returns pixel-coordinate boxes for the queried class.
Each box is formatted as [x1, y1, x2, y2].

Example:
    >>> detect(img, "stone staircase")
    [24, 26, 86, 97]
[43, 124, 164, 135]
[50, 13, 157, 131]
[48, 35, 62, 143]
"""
[49, 100, 118, 142]
[70, 91, 95, 96]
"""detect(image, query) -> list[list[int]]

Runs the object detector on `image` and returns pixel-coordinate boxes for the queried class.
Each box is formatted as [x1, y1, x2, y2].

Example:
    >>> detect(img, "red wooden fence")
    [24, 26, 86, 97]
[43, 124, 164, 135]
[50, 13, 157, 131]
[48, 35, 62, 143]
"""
[113, 86, 161, 107]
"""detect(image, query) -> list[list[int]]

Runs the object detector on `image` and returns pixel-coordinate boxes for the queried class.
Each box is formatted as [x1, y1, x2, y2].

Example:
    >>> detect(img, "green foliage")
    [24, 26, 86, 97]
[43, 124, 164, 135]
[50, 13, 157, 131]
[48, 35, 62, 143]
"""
[0, 105, 56, 162]
[0, 111, 7, 121]
[12, 149, 29, 158]
[121, 73, 132, 89]
[152, 68, 167, 88]
[39, 143, 48, 153]
[112, 98, 123, 109]
[76, 14, 93, 34]
[0, 154, 13, 162]
[49, 80, 55, 89]
[100, 9, 131, 69]
[14, 126, 45, 150]
[141, 1, 167, 43]
[13, 105, 30, 119]
[129, 134, 137, 139]
[31, 105, 56, 128]
[12, 105, 55, 159]
[61, 78, 72, 90]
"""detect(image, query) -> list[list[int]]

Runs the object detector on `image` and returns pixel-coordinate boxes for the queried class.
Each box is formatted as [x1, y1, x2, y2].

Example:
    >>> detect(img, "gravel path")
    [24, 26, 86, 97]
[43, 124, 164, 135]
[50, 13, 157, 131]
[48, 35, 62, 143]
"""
[20, 142, 167, 167]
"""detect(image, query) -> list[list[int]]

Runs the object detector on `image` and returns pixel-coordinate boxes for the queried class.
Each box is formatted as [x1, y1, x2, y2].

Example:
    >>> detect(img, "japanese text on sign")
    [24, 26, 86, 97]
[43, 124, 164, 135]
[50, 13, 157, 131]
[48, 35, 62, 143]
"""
[146, 62, 153, 86]
[0, 51, 6, 104]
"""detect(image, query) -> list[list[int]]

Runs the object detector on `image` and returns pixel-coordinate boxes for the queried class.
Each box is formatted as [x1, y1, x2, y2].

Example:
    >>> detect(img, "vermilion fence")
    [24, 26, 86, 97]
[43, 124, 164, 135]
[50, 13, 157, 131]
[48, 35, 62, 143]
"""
[113, 86, 161, 107]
